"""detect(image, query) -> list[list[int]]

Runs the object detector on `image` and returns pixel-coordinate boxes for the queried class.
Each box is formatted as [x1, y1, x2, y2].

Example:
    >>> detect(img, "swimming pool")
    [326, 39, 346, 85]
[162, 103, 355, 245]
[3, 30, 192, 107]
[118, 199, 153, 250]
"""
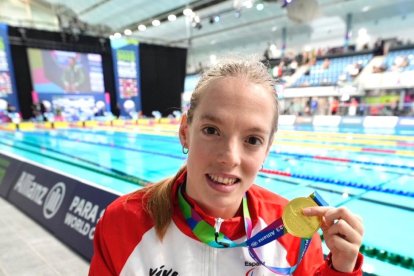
[0, 123, 413, 276]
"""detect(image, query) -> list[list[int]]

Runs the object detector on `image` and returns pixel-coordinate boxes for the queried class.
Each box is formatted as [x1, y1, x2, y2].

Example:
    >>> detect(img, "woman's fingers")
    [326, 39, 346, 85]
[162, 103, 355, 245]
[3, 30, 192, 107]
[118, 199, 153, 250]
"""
[302, 205, 364, 272]
[303, 206, 364, 236]
[324, 218, 363, 245]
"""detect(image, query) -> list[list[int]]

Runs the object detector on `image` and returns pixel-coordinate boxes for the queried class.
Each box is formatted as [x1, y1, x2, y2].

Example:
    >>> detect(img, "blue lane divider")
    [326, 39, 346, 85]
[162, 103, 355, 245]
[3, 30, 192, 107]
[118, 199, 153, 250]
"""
[257, 174, 414, 212]
[287, 172, 414, 198]
[275, 137, 414, 151]
[270, 151, 414, 171]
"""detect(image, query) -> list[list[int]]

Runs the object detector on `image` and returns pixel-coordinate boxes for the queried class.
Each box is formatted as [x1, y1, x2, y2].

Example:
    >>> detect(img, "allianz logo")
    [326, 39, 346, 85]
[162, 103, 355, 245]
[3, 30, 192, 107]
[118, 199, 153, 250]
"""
[43, 182, 66, 219]
[14, 171, 66, 219]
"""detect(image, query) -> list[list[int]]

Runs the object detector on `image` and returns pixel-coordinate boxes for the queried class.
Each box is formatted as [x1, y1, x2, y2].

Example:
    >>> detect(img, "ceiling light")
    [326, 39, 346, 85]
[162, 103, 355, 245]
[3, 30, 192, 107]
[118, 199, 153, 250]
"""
[358, 28, 367, 36]
[362, 6, 370, 12]
[269, 44, 277, 52]
[256, 3, 264, 11]
[210, 54, 217, 65]
[183, 8, 193, 16]
[234, 0, 254, 9]
[168, 14, 177, 21]
[138, 24, 146, 31]
[152, 19, 161, 26]
[124, 29, 132, 35]
[113, 32, 122, 39]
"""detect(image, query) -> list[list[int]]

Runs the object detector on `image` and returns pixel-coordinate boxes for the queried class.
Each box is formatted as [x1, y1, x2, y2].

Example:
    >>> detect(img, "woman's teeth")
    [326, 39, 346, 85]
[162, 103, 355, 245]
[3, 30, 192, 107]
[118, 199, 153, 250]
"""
[208, 174, 238, 185]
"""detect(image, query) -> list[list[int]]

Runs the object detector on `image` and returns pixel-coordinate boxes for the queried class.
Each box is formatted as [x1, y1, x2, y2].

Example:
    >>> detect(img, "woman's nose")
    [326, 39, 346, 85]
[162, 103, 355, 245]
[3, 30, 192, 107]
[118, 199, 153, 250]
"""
[217, 139, 241, 167]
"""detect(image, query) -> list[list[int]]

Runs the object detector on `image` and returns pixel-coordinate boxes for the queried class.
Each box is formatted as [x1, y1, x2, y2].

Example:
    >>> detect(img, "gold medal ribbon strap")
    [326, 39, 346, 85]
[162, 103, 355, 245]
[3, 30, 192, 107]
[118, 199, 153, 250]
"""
[247, 191, 329, 274]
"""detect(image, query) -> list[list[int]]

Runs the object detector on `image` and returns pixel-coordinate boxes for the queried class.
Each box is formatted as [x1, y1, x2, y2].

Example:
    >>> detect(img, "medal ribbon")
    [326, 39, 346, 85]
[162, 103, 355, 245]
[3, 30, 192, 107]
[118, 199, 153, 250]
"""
[177, 186, 328, 274]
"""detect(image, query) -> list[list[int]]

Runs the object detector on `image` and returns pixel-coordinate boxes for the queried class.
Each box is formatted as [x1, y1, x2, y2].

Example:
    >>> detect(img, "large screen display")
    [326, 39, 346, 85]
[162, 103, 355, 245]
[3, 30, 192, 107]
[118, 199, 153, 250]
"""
[27, 48, 104, 94]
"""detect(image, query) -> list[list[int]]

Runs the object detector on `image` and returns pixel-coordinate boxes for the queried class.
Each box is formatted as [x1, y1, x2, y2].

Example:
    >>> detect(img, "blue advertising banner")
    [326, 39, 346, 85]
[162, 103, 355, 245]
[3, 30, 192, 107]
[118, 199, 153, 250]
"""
[57, 181, 118, 260]
[0, 153, 23, 198]
[6, 161, 119, 260]
[7, 163, 79, 235]
[0, 24, 19, 117]
[111, 38, 142, 118]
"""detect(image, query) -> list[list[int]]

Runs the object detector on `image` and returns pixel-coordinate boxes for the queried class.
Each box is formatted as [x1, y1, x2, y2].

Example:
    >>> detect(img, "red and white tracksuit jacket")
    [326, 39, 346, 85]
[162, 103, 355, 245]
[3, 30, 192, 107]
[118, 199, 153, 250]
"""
[89, 171, 363, 275]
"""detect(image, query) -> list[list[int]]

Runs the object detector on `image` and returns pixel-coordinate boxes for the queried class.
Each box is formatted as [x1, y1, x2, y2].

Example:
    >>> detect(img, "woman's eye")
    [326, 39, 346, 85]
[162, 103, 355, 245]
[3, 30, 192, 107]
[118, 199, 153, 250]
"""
[246, 136, 263, 145]
[202, 127, 219, 135]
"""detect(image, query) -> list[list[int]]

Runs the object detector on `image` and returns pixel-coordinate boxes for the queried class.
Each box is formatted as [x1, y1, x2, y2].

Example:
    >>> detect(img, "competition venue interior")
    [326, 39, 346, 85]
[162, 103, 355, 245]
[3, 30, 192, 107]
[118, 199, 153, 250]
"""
[0, 0, 413, 275]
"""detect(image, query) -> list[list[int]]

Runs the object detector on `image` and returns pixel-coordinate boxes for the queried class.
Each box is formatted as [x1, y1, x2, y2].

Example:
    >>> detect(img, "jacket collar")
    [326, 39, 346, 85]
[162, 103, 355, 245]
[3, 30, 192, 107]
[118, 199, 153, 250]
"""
[171, 168, 258, 240]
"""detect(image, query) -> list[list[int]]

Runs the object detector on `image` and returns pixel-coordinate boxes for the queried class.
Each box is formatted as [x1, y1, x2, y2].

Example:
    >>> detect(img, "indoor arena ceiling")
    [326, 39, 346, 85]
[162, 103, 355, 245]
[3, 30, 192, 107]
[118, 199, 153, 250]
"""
[3, 0, 414, 65]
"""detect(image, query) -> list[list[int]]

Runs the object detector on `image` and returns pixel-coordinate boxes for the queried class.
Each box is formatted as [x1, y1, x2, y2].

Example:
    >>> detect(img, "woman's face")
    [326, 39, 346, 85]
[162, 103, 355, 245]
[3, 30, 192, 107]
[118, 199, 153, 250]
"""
[179, 76, 275, 219]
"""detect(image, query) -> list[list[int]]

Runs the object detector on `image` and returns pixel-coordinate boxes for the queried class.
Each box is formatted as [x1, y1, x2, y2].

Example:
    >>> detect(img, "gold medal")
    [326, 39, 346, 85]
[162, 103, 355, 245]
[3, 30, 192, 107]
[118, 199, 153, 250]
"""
[282, 196, 321, 238]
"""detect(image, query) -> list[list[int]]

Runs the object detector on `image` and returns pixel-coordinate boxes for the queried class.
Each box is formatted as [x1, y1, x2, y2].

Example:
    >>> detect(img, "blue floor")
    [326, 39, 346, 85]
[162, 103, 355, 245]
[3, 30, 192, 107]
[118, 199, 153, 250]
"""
[0, 126, 413, 276]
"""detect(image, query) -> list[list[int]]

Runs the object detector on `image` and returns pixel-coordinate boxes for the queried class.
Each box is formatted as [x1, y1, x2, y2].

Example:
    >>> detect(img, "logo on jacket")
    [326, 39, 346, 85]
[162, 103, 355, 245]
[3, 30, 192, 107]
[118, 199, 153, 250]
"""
[245, 261, 263, 276]
[149, 265, 178, 276]
[246, 267, 258, 276]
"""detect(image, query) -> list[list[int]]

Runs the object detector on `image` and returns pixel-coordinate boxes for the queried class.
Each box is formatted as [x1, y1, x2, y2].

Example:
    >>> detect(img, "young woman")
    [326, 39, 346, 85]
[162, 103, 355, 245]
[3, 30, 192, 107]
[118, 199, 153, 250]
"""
[89, 58, 364, 275]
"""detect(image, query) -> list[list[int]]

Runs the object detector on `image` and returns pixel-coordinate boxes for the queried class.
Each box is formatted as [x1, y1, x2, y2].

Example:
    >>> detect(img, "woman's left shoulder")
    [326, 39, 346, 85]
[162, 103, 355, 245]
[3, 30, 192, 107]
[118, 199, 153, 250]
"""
[248, 184, 289, 206]
[247, 185, 289, 222]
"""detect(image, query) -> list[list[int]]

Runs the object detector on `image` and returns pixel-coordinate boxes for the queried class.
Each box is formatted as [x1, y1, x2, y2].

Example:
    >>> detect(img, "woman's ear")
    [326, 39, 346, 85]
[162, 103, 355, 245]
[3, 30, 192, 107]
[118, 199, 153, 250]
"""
[179, 114, 189, 148]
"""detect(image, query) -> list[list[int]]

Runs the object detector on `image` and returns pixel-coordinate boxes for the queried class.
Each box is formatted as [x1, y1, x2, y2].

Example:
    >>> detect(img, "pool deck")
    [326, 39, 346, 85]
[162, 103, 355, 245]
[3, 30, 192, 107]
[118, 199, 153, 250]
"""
[0, 197, 89, 275]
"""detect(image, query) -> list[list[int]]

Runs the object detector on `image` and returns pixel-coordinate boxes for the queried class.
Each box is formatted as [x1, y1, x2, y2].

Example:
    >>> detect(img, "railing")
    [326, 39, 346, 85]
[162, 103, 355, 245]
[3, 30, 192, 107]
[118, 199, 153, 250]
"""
[282, 102, 414, 117]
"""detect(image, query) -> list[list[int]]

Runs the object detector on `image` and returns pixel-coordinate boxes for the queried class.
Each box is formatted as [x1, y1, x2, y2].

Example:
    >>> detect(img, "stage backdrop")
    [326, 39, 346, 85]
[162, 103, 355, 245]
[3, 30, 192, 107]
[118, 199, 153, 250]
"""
[139, 43, 187, 117]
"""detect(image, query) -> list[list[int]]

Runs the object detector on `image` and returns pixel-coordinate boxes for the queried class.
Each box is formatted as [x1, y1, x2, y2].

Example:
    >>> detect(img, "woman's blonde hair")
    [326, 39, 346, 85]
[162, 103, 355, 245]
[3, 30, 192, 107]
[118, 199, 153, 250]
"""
[188, 57, 279, 135]
[140, 166, 186, 239]
[142, 57, 279, 240]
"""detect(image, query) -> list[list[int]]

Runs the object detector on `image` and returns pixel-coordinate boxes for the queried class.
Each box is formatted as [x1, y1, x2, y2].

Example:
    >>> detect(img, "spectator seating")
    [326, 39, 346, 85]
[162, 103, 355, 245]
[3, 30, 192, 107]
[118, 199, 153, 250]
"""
[292, 54, 372, 87]
[385, 48, 414, 72]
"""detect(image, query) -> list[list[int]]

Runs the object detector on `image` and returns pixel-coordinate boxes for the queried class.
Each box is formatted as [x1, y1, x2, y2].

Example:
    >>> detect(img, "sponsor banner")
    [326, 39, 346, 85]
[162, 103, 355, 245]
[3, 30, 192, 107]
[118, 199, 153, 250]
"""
[7, 163, 78, 233]
[340, 116, 364, 126]
[363, 116, 399, 128]
[111, 38, 142, 118]
[278, 115, 296, 126]
[6, 162, 119, 260]
[57, 182, 118, 260]
[0, 153, 23, 197]
[312, 115, 341, 127]
[0, 24, 19, 112]
[398, 117, 414, 128]
[295, 116, 313, 125]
